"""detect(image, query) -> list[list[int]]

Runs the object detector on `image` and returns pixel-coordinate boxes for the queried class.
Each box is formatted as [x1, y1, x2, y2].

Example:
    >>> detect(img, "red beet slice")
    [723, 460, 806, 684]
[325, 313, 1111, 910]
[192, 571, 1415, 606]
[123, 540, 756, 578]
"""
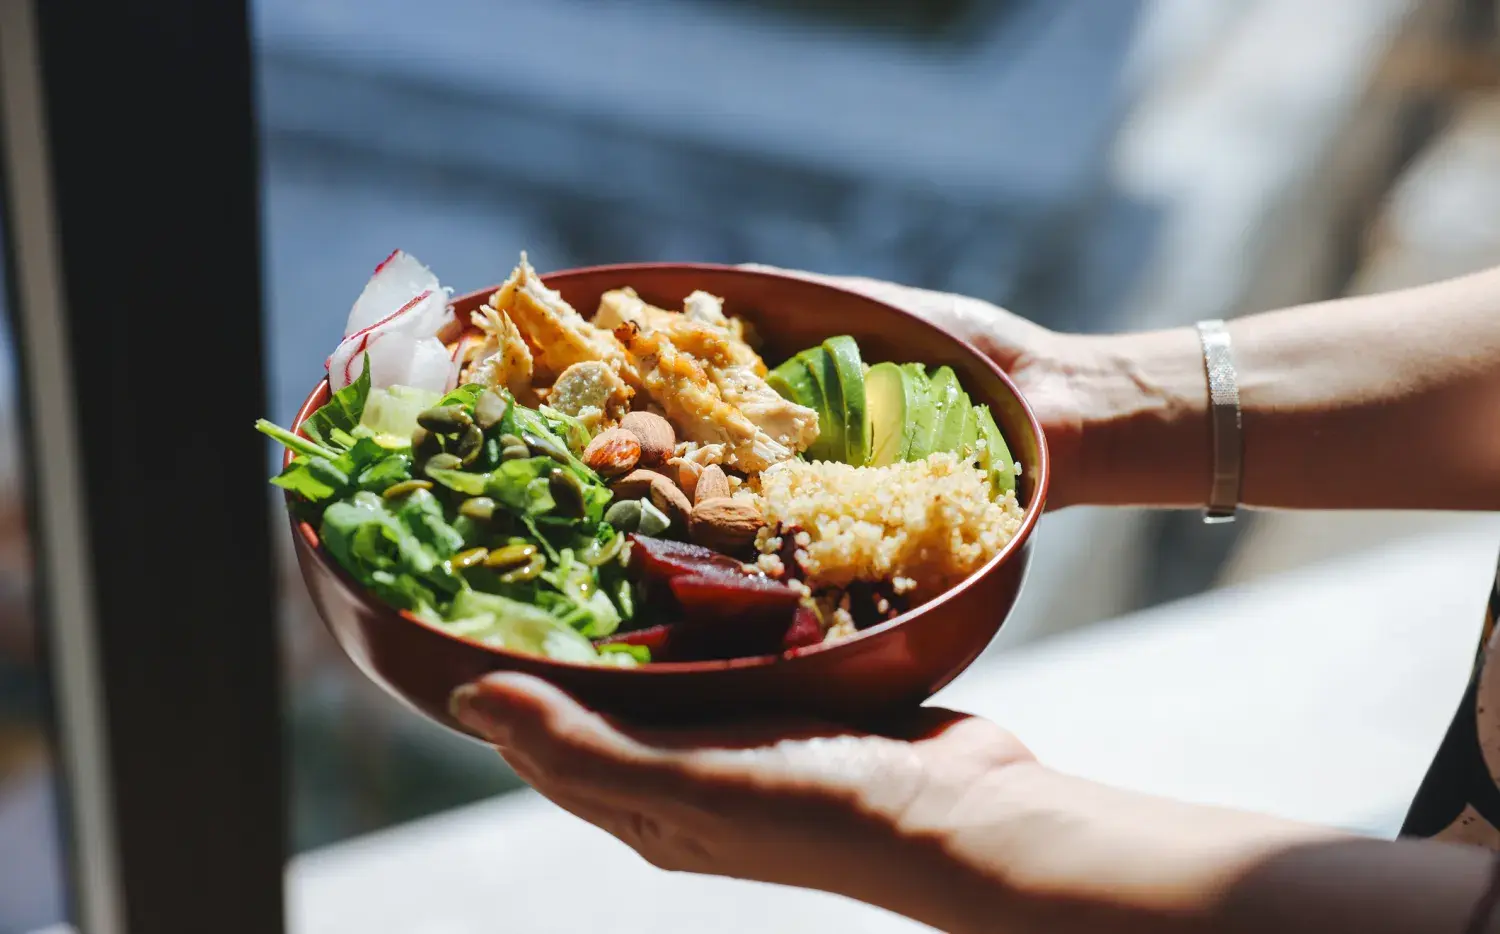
[629, 534, 748, 581]
[669, 573, 802, 619]
[782, 605, 823, 651]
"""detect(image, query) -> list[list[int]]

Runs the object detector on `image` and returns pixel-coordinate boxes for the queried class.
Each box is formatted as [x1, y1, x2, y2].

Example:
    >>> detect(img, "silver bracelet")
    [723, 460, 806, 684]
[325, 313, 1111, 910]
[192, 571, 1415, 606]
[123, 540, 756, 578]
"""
[1196, 320, 1242, 523]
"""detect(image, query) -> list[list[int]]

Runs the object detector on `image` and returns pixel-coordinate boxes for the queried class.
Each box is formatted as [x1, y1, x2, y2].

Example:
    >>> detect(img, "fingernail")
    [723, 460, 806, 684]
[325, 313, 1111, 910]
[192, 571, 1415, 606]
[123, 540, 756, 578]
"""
[450, 683, 513, 747]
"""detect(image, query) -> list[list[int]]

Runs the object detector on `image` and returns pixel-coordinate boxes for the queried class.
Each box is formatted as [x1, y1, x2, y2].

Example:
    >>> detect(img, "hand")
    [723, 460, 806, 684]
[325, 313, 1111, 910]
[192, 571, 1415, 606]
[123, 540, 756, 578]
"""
[741, 266, 1103, 508]
[450, 673, 1035, 928]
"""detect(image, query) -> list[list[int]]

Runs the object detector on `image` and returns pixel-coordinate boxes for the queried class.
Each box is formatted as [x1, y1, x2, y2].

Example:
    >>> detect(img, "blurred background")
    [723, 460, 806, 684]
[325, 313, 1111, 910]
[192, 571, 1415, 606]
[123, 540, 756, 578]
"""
[5, 0, 1500, 930]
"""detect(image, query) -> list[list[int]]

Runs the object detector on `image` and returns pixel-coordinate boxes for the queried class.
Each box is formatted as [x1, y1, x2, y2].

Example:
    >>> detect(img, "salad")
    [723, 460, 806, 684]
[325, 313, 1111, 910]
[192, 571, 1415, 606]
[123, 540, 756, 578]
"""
[260, 252, 1024, 665]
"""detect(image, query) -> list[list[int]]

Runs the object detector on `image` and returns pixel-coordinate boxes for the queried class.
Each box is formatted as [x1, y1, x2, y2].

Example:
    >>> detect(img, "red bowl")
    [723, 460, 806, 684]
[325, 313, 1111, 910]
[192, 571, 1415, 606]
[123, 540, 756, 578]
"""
[286, 264, 1048, 734]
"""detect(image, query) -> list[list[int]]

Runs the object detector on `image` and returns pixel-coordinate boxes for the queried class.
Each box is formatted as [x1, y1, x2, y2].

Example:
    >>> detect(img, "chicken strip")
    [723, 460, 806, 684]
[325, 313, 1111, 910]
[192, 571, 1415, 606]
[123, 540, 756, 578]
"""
[613, 322, 793, 472]
[493, 254, 639, 387]
[598, 289, 815, 456]
[462, 303, 535, 402]
[596, 288, 765, 375]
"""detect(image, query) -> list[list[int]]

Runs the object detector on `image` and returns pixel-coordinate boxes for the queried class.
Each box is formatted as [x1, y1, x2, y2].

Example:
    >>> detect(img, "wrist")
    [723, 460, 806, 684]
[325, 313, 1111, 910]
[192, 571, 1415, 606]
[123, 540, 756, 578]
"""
[1067, 327, 1213, 508]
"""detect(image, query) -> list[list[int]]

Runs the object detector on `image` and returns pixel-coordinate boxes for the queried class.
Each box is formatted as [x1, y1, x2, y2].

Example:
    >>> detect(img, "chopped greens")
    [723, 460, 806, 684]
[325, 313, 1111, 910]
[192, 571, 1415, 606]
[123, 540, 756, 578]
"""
[260, 370, 643, 665]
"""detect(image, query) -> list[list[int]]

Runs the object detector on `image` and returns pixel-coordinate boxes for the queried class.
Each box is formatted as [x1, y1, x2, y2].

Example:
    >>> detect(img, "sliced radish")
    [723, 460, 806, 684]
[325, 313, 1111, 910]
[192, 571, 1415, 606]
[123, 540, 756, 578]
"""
[328, 288, 449, 390]
[407, 336, 458, 393]
[345, 250, 443, 337]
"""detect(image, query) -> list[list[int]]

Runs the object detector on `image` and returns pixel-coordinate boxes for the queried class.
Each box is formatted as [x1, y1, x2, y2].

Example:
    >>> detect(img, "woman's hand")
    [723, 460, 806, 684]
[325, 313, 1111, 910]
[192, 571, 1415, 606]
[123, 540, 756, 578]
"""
[451, 672, 1035, 930]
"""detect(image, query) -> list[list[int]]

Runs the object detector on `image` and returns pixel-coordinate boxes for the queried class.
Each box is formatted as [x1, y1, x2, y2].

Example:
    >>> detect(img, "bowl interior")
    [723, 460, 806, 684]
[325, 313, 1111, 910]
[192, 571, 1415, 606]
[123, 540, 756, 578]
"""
[289, 263, 1048, 670]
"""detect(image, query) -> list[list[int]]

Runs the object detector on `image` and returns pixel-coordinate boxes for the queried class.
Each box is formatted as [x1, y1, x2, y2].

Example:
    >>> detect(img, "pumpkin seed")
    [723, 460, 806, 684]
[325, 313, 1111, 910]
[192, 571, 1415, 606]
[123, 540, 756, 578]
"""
[450, 547, 489, 570]
[580, 532, 624, 566]
[459, 496, 497, 521]
[417, 405, 473, 433]
[501, 443, 531, 462]
[523, 432, 571, 465]
[411, 426, 442, 459]
[603, 499, 643, 533]
[381, 479, 433, 500]
[549, 468, 585, 517]
[484, 542, 538, 570]
[424, 452, 464, 474]
[498, 553, 546, 583]
[456, 423, 484, 465]
[474, 390, 509, 430]
[637, 498, 672, 536]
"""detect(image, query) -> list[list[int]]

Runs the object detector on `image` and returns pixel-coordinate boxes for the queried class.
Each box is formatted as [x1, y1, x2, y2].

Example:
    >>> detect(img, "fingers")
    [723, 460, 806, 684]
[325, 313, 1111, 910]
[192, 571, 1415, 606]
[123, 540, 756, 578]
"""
[452, 672, 679, 803]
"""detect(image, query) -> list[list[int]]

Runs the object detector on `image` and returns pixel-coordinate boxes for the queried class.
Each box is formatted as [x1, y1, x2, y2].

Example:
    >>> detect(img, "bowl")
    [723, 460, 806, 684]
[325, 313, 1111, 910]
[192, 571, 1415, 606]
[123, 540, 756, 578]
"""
[286, 263, 1048, 734]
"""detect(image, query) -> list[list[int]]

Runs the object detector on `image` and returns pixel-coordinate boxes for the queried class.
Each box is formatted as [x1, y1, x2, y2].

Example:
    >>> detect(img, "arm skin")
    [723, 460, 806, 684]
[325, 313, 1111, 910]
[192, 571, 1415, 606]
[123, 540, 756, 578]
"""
[1069, 265, 1500, 510]
[453, 674, 1500, 934]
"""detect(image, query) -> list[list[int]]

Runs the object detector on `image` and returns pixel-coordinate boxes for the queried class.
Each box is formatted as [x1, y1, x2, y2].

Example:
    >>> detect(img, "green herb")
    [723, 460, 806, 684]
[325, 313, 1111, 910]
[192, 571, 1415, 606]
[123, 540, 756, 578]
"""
[598, 643, 651, 664]
[303, 354, 373, 450]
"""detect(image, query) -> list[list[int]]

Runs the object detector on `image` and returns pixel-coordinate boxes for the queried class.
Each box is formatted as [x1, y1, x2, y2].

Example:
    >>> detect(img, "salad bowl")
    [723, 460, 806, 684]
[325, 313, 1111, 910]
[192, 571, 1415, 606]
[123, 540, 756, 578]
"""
[286, 263, 1048, 734]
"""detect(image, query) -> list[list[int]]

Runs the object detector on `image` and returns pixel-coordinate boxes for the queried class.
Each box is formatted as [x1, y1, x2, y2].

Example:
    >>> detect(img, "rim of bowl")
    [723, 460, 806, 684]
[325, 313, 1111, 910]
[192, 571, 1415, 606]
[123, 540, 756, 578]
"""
[285, 262, 1050, 675]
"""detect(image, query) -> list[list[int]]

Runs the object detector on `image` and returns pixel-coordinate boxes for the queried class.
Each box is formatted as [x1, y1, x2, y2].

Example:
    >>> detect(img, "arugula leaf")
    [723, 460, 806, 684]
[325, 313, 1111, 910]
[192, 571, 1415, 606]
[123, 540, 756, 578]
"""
[426, 467, 488, 496]
[303, 354, 372, 450]
[486, 458, 558, 515]
[538, 404, 593, 453]
[438, 383, 488, 409]
[388, 487, 465, 557]
[598, 643, 650, 664]
[445, 590, 601, 662]
[369, 570, 439, 615]
[355, 451, 414, 493]
[271, 455, 349, 502]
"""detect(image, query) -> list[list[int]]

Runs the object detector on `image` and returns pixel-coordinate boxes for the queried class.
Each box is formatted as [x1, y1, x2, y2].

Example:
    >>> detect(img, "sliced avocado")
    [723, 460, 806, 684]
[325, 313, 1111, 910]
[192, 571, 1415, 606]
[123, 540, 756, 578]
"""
[822, 336, 868, 465]
[975, 404, 1017, 496]
[904, 365, 940, 459]
[797, 348, 844, 462]
[768, 356, 821, 411]
[929, 367, 969, 455]
[959, 402, 980, 461]
[865, 362, 919, 466]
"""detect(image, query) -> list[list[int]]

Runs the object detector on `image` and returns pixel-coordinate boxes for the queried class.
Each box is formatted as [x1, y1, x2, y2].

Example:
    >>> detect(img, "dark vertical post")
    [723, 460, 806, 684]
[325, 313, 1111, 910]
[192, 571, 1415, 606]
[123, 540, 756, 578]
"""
[0, 2, 284, 933]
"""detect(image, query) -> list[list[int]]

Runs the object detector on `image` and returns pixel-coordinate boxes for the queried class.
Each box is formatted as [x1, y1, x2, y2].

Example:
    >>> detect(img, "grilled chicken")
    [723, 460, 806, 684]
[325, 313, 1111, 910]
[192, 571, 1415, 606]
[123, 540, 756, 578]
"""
[463, 304, 535, 402]
[596, 289, 764, 375]
[613, 322, 795, 472]
[598, 289, 816, 460]
[493, 254, 639, 387]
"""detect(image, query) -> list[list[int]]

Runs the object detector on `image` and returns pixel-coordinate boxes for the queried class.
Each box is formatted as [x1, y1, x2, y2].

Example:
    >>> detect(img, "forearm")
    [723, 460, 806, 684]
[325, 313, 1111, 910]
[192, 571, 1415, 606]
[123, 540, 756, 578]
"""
[1068, 267, 1500, 510]
[888, 763, 1497, 934]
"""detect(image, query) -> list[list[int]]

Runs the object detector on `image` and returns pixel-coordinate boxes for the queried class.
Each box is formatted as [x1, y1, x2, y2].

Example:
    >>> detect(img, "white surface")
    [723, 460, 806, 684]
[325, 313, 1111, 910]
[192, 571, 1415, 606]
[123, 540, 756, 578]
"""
[289, 518, 1500, 933]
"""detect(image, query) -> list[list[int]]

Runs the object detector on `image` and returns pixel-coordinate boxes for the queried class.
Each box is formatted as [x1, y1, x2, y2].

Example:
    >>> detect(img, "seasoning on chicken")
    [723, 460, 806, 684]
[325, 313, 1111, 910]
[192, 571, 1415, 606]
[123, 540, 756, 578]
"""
[547, 360, 632, 433]
[596, 288, 764, 375]
[492, 254, 639, 387]
[613, 322, 795, 472]
[598, 289, 816, 455]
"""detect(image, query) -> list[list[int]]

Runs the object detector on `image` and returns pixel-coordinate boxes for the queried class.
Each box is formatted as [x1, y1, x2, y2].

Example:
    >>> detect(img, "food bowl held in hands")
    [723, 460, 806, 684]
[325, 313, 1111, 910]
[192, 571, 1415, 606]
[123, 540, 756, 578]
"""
[280, 261, 1048, 735]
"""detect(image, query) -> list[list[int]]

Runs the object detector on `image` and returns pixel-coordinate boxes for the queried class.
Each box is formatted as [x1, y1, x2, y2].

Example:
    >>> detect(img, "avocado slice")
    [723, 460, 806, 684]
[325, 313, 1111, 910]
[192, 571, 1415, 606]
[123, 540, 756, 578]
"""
[797, 348, 844, 462]
[975, 404, 1017, 496]
[904, 364, 940, 459]
[960, 402, 980, 461]
[822, 336, 868, 465]
[768, 356, 821, 411]
[865, 362, 919, 466]
[929, 367, 969, 455]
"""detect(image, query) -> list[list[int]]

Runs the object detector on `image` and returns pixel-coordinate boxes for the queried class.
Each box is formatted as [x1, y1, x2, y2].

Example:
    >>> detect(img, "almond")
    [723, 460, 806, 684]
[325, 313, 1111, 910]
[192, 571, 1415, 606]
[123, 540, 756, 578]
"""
[689, 497, 764, 556]
[621, 411, 676, 467]
[673, 457, 703, 502]
[610, 468, 669, 501]
[582, 428, 640, 478]
[694, 463, 730, 505]
[648, 475, 693, 529]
